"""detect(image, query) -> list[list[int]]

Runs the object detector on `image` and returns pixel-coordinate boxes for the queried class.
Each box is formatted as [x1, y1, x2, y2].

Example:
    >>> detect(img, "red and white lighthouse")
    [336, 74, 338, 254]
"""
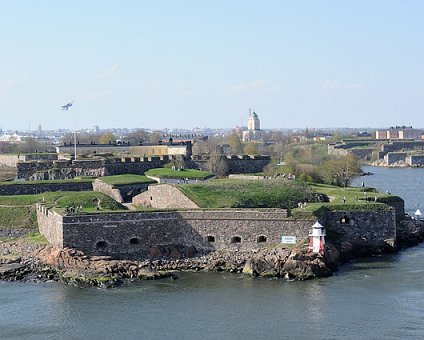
[309, 221, 326, 253]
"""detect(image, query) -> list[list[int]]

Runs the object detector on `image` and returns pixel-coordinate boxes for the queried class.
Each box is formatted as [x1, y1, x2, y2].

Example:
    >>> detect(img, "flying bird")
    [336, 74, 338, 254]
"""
[61, 101, 73, 110]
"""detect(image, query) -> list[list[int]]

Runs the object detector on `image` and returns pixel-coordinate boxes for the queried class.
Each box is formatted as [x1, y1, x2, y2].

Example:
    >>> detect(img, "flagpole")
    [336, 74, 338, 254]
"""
[74, 130, 77, 160]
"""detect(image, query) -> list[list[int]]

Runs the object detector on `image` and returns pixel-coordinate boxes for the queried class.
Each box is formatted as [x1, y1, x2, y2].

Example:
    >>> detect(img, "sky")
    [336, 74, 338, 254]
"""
[1, 0, 424, 131]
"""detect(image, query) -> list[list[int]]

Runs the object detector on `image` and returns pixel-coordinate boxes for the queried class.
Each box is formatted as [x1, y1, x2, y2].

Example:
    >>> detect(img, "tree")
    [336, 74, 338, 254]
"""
[283, 151, 298, 174]
[227, 133, 243, 154]
[99, 132, 117, 144]
[148, 131, 163, 144]
[244, 142, 259, 155]
[127, 129, 150, 145]
[208, 152, 229, 177]
[320, 154, 362, 186]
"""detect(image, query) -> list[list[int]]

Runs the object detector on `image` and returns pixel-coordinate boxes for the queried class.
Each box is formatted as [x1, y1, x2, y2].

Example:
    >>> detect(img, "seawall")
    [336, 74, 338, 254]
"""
[36, 205, 397, 259]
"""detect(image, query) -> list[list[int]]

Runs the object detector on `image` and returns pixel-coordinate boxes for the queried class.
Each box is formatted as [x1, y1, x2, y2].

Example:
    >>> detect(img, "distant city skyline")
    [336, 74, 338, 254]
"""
[1, 1, 424, 130]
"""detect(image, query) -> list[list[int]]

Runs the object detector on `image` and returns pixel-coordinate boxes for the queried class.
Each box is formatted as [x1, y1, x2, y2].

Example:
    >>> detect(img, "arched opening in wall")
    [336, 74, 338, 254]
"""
[340, 216, 350, 224]
[231, 236, 242, 244]
[96, 240, 107, 249]
[257, 235, 267, 243]
[205, 235, 215, 243]
[130, 237, 140, 245]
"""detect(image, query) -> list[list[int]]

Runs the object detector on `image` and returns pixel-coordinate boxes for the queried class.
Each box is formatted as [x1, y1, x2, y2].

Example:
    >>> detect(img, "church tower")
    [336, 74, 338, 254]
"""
[247, 109, 260, 131]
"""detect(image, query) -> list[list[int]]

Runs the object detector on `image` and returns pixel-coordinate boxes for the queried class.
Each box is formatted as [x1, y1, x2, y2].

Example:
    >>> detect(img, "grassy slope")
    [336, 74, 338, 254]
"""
[0, 178, 93, 185]
[290, 183, 400, 219]
[0, 191, 125, 217]
[0, 206, 37, 228]
[178, 178, 321, 209]
[145, 168, 213, 179]
[0, 165, 16, 182]
[100, 174, 156, 185]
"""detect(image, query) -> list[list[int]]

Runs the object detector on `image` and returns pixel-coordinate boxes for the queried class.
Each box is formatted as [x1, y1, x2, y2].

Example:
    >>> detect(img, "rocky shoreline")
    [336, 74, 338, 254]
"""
[1, 218, 424, 288]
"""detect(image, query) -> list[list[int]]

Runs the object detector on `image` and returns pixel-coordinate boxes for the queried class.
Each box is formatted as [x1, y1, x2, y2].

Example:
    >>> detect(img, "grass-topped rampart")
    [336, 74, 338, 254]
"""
[0, 191, 125, 218]
[0, 206, 37, 228]
[178, 178, 323, 209]
[100, 174, 156, 186]
[0, 178, 93, 186]
[291, 183, 403, 219]
[145, 168, 213, 180]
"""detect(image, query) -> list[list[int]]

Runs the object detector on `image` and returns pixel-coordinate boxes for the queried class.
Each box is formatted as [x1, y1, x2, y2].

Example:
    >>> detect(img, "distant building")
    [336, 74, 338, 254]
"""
[242, 109, 263, 142]
[56, 141, 192, 157]
[376, 126, 423, 140]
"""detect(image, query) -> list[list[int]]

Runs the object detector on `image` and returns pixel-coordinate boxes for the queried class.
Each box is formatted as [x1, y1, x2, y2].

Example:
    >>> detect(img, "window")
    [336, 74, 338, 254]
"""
[205, 235, 215, 243]
[96, 240, 107, 249]
[231, 236, 242, 244]
[340, 216, 350, 224]
[257, 235, 267, 243]
[130, 237, 140, 245]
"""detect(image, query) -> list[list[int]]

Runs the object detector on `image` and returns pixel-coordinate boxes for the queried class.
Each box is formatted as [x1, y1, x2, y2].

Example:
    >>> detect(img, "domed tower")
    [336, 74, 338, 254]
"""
[247, 109, 260, 131]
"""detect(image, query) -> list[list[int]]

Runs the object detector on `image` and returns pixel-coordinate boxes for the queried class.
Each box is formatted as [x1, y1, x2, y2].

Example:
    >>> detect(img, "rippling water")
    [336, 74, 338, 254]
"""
[1, 166, 424, 340]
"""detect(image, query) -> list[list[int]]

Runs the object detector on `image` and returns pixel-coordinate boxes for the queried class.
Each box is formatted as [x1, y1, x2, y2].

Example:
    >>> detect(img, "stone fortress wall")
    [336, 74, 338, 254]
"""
[328, 139, 424, 166]
[36, 204, 397, 258]
[15, 154, 271, 180]
[133, 184, 199, 209]
[0, 181, 93, 196]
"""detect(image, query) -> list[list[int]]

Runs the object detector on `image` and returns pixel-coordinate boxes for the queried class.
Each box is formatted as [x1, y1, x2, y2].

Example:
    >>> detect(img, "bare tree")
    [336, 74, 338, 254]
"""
[208, 152, 229, 177]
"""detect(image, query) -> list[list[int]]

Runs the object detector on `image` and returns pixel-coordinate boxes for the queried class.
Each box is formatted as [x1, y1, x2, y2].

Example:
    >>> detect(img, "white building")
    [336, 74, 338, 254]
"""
[242, 110, 263, 142]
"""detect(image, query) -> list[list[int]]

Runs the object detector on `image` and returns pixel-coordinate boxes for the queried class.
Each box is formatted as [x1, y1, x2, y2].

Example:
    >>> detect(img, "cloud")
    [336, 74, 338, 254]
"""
[76, 90, 111, 101]
[98, 65, 118, 77]
[228, 79, 265, 92]
[322, 80, 367, 91]
[228, 79, 281, 93]
[143, 81, 195, 98]
[0, 79, 19, 94]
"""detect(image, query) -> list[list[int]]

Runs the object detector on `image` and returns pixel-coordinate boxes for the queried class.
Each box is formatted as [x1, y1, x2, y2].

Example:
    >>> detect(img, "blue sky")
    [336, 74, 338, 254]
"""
[1, 0, 423, 131]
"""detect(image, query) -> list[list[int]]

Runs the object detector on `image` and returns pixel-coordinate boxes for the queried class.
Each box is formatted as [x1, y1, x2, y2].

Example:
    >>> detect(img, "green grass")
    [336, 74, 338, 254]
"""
[178, 178, 322, 209]
[307, 183, 382, 205]
[100, 174, 156, 186]
[0, 206, 37, 228]
[145, 168, 213, 179]
[0, 178, 93, 185]
[289, 182, 402, 218]
[51, 192, 125, 211]
[24, 231, 49, 244]
[0, 165, 16, 182]
[0, 191, 126, 228]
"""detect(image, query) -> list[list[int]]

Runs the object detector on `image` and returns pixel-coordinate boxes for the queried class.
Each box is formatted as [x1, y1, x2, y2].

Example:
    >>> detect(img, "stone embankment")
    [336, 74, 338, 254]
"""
[2, 218, 424, 287]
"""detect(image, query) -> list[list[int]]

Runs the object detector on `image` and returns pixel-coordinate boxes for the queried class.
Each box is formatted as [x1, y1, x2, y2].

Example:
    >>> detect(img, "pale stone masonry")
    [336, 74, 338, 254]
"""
[132, 184, 199, 209]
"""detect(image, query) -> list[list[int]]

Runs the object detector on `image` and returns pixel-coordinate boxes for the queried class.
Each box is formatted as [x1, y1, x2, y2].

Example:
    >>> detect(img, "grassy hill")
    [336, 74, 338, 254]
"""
[100, 174, 156, 186]
[178, 178, 324, 209]
[145, 168, 213, 180]
[0, 191, 125, 228]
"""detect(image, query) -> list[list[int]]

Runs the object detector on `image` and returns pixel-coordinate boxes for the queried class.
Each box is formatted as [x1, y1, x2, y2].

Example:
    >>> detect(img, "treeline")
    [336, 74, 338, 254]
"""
[263, 143, 362, 186]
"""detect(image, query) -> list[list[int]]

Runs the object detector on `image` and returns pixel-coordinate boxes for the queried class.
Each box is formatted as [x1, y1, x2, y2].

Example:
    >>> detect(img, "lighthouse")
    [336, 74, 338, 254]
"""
[415, 209, 421, 221]
[309, 221, 326, 253]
